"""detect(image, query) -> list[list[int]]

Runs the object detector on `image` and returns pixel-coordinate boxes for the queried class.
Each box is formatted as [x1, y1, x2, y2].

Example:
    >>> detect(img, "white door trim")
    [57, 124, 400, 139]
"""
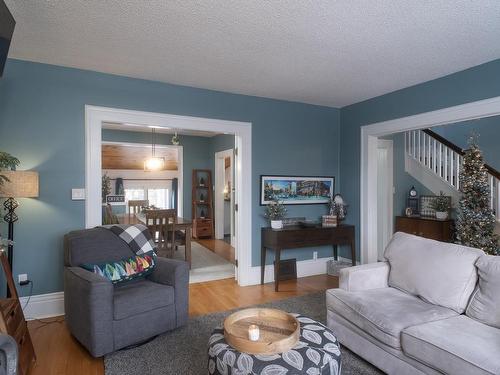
[85, 105, 253, 285]
[360, 95, 500, 264]
[376, 139, 393, 260]
[214, 148, 234, 240]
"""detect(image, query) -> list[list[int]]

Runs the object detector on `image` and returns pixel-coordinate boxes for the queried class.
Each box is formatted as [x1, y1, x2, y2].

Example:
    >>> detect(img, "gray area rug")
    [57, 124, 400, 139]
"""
[105, 292, 383, 375]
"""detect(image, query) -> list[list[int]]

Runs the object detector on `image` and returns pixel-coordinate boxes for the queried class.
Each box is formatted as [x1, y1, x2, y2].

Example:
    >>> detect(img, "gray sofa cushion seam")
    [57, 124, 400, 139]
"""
[113, 303, 175, 322]
[68, 267, 111, 286]
[402, 329, 495, 375]
[458, 268, 478, 312]
[328, 291, 399, 343]
[465, 286, 480, 317]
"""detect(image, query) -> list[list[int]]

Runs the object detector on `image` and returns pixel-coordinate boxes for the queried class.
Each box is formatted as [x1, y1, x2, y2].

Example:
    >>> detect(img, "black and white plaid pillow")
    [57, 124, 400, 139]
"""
[106, 224, 157, 256]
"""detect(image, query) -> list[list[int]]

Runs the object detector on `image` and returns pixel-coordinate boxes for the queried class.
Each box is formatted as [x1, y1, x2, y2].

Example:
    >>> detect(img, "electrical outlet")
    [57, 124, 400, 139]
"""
[18, 274, 28, 284]
[313, 251, 318, 260]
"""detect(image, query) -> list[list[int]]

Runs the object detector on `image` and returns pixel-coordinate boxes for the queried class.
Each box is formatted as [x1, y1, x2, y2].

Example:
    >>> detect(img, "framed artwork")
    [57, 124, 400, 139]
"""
[260, 175, 335, 205]
[420, 195, 451, 218]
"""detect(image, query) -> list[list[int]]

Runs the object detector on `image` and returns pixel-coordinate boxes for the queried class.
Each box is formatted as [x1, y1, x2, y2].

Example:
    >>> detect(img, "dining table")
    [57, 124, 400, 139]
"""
[117, 212, 192, 268]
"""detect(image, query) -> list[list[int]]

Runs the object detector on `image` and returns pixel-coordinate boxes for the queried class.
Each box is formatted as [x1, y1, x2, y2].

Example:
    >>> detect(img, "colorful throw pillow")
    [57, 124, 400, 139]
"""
[81, 254, 156, 284]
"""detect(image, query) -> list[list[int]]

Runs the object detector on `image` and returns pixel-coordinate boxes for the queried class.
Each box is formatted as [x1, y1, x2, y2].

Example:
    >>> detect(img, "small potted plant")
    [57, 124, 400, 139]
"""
[431, 192, 451, 220]
[264, 199, 287, 229]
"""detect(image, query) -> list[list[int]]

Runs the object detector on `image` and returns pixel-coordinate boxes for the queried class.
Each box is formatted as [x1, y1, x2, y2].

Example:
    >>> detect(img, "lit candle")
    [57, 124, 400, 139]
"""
[248, 324, 260, 341]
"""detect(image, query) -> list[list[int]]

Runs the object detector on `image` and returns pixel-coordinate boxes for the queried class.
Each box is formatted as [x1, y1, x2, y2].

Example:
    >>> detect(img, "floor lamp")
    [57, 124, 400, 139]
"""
[0, 171, 39, 297]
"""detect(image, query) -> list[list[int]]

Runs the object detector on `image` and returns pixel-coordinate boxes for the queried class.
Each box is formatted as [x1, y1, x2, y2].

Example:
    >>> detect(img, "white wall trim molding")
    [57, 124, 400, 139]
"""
[20, 292, 64, 320]
[248, 256, 356, 285]
[360, 95, 500, 264]
[19, 254, 346, 320]
[85, 105, 253, 285]
[214, 148, 234, 241]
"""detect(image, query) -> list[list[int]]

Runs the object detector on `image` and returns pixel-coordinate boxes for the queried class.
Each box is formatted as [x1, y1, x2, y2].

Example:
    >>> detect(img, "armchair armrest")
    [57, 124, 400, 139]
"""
[147, 257, 189, 327]
[64, 267, 114, 357]
[339, 262, 389, 292]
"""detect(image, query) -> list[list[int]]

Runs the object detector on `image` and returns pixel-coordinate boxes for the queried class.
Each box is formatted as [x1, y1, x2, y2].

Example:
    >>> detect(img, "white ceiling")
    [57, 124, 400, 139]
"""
[102, 122, 223, 137]
[6, 1, 500, 108]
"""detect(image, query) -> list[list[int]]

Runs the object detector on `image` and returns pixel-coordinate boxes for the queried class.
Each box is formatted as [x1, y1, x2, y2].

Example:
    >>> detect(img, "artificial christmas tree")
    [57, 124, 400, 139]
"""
[456, 135, 499, 255]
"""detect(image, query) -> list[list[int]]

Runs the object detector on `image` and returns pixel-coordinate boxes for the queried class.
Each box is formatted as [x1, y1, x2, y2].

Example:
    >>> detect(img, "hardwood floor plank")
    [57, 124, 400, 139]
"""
[195, 239, 235, 264]
[27, 274, 338, 375]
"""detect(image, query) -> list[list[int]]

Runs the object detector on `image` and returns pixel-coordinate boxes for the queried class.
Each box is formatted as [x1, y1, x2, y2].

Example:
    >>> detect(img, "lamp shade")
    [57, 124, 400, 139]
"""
[0, 171, 39, 198]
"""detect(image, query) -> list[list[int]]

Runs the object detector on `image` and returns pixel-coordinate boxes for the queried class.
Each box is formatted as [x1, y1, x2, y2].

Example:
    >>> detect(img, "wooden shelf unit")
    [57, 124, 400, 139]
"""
[192, 169, 214, 239]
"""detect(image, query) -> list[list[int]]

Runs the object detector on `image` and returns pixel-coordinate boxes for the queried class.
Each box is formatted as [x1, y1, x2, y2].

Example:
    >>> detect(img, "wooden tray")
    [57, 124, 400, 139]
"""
[223, 308, 300, 355]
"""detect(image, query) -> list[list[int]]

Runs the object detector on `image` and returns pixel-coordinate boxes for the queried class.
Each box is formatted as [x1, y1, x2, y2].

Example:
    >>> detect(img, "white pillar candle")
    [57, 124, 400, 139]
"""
[248, 324, 260, 341]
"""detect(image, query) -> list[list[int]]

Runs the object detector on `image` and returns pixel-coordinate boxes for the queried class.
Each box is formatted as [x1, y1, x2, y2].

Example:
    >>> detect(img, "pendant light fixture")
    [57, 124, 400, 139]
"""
[144, 128, 165, 171]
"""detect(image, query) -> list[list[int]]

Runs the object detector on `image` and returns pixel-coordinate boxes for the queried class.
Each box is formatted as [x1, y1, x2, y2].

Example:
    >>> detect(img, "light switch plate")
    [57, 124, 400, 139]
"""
[72, 188, 85, 200]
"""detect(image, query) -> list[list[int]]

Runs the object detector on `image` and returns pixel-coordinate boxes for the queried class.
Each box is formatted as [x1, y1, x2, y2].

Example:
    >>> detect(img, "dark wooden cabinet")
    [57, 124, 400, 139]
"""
[395, 216, 454, 242]
[261, 224, 356, 291]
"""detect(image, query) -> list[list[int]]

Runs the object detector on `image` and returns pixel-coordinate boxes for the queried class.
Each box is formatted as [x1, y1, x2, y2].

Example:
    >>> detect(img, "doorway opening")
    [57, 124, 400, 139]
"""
[85, 106, 253, 285]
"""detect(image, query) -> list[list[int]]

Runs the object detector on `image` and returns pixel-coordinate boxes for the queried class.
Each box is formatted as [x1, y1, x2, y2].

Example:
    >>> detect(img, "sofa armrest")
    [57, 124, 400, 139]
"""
[147, 257, 189, 327]
[339, 262, 390, 292]
[64, 267, 114, 357]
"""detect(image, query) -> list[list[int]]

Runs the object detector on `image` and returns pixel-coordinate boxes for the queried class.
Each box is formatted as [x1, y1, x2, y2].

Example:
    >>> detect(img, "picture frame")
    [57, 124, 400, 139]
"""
[419, 195, 452, 218]
[260, 175, 335, 205]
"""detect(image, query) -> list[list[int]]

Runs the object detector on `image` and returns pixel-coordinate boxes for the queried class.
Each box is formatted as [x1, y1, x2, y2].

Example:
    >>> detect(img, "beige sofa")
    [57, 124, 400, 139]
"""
[326, 232, 500, 375]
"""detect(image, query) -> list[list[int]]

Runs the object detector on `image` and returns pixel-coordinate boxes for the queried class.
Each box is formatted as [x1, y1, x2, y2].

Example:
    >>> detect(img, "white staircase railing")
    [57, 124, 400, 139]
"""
[405, 129, 500, 221]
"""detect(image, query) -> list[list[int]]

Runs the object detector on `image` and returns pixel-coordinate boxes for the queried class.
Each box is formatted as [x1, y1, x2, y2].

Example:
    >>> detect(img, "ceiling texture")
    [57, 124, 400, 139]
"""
[5, 0, 500, 108]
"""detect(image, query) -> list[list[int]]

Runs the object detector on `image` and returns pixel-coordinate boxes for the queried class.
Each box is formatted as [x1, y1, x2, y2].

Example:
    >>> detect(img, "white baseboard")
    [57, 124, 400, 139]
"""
[241, 256, 353, 286]
[18, 257, 353, 319]
[20, 291, 65, 320]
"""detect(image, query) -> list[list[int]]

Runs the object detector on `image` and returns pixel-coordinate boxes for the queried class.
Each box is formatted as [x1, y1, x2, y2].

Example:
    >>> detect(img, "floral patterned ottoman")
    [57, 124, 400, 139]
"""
[207, 314, 341, 374]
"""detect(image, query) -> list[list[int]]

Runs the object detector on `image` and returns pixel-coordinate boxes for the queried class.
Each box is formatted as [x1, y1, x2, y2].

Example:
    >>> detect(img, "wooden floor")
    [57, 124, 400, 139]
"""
[27, 274, 338, 375]
[195, 238, 236, 264]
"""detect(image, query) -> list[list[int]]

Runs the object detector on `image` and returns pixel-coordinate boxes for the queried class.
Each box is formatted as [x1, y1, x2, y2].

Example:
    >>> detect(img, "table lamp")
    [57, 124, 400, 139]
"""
[0, 171, 39, 271]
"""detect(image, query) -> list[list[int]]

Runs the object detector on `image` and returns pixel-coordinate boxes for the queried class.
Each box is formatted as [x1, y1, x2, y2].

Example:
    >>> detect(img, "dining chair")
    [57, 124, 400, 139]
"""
[128, 199, 149, 216]
[104, 204, 119, 224]
[145, 209, 177, 258]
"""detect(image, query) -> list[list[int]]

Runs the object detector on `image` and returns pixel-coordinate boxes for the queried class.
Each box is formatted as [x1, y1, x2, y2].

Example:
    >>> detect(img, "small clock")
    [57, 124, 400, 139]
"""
[406, 186, 419, 215]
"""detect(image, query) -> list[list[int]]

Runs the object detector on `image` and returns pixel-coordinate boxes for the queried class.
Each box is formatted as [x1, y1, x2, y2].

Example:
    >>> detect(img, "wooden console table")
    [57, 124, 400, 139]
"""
[261, 224, 356, 291]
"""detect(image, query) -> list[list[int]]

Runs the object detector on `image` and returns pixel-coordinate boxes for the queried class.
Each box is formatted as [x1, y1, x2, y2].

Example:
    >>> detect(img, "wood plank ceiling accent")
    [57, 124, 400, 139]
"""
[102, 144, 178, 170]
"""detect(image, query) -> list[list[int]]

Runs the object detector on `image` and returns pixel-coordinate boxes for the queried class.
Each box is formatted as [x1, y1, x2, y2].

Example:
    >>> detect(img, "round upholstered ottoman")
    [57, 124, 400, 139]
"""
[207, 314, 341, 374]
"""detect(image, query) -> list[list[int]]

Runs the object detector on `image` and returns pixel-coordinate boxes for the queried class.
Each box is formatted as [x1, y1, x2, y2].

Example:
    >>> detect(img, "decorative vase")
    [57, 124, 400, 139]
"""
[270, 220, 283, 229]
[435, 211, 448, 220]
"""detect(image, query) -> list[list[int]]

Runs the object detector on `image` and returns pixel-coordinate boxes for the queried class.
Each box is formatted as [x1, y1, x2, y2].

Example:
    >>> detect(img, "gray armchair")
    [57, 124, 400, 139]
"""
[63, 227, 189, 357]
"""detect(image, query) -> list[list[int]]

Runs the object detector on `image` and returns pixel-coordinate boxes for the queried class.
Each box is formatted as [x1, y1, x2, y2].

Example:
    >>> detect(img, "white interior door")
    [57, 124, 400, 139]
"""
[214, 149, 234, 241]
[377, 139, 394, 260]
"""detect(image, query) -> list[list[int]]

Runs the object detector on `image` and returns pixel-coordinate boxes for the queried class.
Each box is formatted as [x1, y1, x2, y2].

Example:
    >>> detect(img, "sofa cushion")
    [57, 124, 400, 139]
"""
[402, 315, 500, 375]
[466, 255, 500, 328]
[384, 232, 484, 313]
[113, 279, 174, 320]
[326, 287, 457, 349]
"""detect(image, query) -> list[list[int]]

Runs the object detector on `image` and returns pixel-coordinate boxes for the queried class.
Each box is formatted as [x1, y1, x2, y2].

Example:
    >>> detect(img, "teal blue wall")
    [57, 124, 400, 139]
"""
[0, 59, 340, 296]
[386, 132, 433, 217]
[432, 116, 500, 171]
[339, 58, 500, 260]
